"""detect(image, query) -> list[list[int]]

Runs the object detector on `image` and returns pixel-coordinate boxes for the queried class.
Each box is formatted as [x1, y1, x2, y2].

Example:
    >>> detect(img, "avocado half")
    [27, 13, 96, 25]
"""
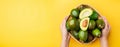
[79, 8, 93, 19]
[80, 17, 90, 31]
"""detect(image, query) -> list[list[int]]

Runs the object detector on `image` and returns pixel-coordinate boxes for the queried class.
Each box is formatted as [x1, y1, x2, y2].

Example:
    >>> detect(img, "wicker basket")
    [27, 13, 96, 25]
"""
[67, 4, 104, 44]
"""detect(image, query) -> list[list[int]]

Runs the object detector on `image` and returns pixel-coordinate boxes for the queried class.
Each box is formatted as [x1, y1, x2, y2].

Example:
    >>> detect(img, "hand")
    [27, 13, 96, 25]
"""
[101, 16, 110, 38]
[100, 16, 110, 47]
[60, 16, 70, 47]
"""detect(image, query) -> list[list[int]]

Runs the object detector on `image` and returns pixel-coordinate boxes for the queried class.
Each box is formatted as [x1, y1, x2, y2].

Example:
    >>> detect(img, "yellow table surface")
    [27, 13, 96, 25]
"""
[0, 0, 120, 47]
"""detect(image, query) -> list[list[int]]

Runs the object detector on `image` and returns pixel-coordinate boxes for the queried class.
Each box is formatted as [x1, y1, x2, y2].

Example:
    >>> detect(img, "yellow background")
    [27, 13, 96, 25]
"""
[0, 0, 120, 47]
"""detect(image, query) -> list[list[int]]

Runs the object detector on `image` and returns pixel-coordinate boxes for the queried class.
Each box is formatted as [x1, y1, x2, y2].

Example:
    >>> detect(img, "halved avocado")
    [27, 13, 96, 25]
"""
[80, 17, 90, 31]
[79, 8, 93, 19]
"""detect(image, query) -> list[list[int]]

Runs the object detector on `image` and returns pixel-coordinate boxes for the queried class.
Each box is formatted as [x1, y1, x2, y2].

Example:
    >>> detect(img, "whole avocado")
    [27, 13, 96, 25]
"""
[90, 11, 98, 20]
[70, 30, 79, 39]
[92, 28, 101, 38]
[96, 19, 105, 29]
[78, 30, 88, 42]
[66, 17, 79, 30]
[71, 9, 80, 18]
[88, 20, 96, 30]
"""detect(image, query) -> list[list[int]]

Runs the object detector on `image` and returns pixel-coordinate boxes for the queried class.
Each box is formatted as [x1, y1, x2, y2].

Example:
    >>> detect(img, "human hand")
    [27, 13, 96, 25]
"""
[60, 16, 70, 39]
[100, 16, 110, 47]
[60, 16, 70, 47]
[101, 16, 110, 39]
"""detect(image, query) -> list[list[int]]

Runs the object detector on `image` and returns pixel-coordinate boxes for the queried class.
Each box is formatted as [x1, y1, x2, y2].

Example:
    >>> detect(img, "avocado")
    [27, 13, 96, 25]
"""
[86, 33, 94, 42]
[88, 20, 96, 30]
[96, 19, 105, 29]
[80, 17, 90, 31]
[70, 30, 79, 39]
[90, 11, 98, 20]
[66, 16, 72, 31]
[66, 21, 70, 31]
[67, 17, 77, 30]
[78, 30, 88, 42]
[71, 9, 80, 18]
[75, 19, 80, 31]
[79, 8, 93, 19]
[92, 28, 101, 37]
[66, 17, 80, 31]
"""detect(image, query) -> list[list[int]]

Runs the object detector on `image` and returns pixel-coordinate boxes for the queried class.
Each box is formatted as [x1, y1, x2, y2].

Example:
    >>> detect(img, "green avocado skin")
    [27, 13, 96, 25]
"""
[71, 31, 79, 39]
[66, 17, 80, 31]
[78, 30, 88, 42]
[90, 11, 98, 20]
[88, 20, 96, 30]
[96, 19, 105, 29]
[71, 9, 80, 18]
[92, 28, 101, 37]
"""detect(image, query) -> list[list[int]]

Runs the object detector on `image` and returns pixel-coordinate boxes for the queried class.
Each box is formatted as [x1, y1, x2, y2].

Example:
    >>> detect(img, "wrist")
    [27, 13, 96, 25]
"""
[100, 36, 107, 40]
[62, 35, 70, 42]
[100, 37, 107, 41]
[100, 36, 108, 43]
[100, 36, 108, 47]
[61, 35, 70, 47]
[62, 34, 69, 41]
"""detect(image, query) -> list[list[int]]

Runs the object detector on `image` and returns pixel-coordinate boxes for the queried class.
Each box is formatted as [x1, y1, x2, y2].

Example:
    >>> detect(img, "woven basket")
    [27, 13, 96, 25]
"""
[67, 4, 104, 44]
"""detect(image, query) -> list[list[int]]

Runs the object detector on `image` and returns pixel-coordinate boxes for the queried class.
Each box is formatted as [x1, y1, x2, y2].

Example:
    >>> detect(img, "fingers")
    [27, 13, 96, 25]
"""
[103, 16, 110, 31]
[60, 16, 69, 32]
[107, 22, 110, 32]
[61, 16, 67, 28]
[62, 16, 69, 29]
[101, 16, 108, 29]
[102, 16, 108, 27]
[101, 16, 111, 32]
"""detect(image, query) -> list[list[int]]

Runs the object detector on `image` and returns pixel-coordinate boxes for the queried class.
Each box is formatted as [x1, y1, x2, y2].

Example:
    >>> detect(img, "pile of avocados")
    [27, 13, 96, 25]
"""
[66, 5, 105, 43]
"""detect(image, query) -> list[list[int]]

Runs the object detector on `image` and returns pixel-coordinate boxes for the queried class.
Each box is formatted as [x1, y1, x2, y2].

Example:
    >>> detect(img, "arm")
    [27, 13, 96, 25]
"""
[100, 16, 110, 47]
[60, 16, 70, 47]
[61, 34, 70, 47]
[100, 37, 108, 47]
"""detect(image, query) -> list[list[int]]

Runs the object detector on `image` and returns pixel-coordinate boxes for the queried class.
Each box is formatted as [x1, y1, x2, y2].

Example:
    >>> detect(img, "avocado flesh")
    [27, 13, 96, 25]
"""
[79, 8, 93, 19]
[80, 17, 90, 31]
